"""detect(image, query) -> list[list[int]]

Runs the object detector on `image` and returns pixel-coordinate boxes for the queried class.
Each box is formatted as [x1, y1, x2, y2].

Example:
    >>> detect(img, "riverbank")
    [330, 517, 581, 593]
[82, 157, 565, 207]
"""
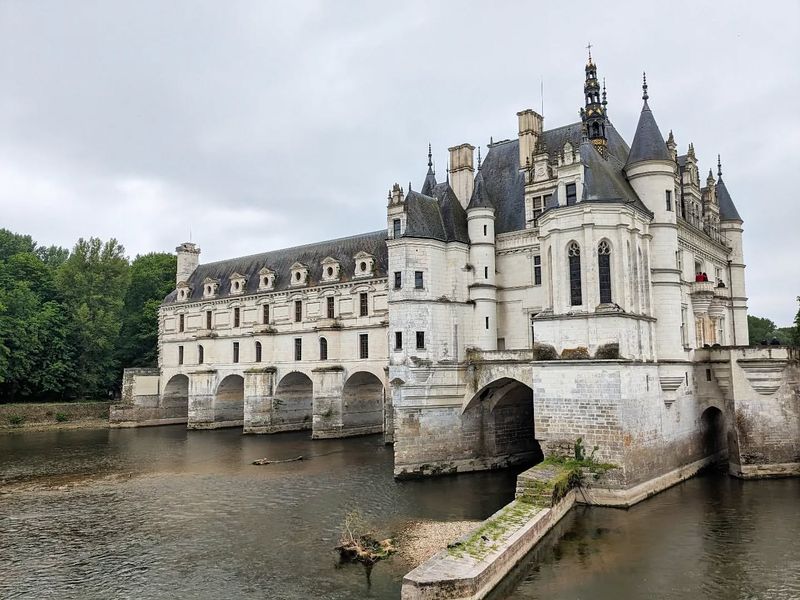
[0, 401, 110, 431]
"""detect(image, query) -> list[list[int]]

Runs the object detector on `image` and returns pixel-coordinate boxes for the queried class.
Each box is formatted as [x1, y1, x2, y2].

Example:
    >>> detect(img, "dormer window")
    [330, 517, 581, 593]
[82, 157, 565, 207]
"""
[258, 267, 275, 291]
[202, 277, 220, 299]
[229, 272, 247, 295]
[176, 281, 192, 302]
[353, 251, 374, 278]
[321, 257, 341, 282]
[290, 262, 309, 287]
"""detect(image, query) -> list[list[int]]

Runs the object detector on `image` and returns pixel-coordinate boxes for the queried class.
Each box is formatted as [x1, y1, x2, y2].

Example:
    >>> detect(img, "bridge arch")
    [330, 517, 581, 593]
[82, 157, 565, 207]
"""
[273, 371, 313, 431]
[161, 374, 189, 419]
[342, 371, 384, 432]
[215, 374, 244, 426]
[700, 405, 726, 459]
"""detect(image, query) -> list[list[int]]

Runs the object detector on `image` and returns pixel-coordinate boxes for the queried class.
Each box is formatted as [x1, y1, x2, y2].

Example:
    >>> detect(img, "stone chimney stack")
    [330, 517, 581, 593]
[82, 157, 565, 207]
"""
[517, 109, 543, 168]
[448, 143, 475, 209]
[176, 242, 200, 285]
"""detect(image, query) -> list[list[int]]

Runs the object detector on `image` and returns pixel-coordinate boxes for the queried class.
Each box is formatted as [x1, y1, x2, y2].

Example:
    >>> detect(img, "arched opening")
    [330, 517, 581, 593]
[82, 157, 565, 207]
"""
[215, 374, 244, 426]
[273, 372, 313, 431]
[341, 371, 384, 434]
[319, 337, 328, 361]
[464, 378, 542, 469]
[598, 240, 612, 304]
[700, 406, 726, 460]
[162, 374, 189, 419]
[568, 242, 582, 306]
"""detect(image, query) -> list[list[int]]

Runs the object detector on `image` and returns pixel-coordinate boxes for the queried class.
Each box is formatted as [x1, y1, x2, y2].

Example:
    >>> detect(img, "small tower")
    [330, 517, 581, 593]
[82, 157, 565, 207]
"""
[176, 242, 200, 286]
[580, 48, 608, 154]
[466, 167, 498, 351]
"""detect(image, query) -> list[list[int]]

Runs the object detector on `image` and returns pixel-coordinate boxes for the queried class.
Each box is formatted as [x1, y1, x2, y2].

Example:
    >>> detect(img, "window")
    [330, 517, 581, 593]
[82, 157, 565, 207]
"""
[598, 241, 612, 304]
[255, 341, 262, 363]
[359, 292, 368, 316]
[178, 345, 184, 365]
[393, 218, 401, 239]
[666, 190, 673, 211]
[395, 331, 403, 350]
[394, 271, 402, 289]
[533, 255, 542, 285]
[484, 266, 489, 279]
[263, 304, 270, 325]
[294, 300, 302, 322]
[294, 338, 302, 361]
[327, 296, 335, 319]
[359, 333, 369, 359]
[206, 310, 213, 330]
[319, 337, 327, 360]
[566, 183, 577, 206]
[233, 342, 240, 363]
[483, 224, 487, 236]
[531, 195, 548, 222]
[198, 344, 204, 364]
[415, 331, 425, 349]
[568, 242, 582, 306]
[414, 271, 424, 289]
[233, 307, 240, 328]
[179, 314, 185, 332]
[485, 316, 490, 330]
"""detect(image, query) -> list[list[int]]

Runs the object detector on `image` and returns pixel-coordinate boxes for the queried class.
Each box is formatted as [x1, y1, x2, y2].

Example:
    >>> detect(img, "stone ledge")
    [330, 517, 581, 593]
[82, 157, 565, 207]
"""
[730, 461, 800, 479]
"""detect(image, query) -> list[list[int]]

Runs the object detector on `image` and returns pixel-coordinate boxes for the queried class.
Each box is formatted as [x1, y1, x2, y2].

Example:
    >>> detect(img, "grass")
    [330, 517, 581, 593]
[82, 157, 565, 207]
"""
[448, 499, 541, 559]
[8, 414, 25, 426]
[55, 413, 69, 423]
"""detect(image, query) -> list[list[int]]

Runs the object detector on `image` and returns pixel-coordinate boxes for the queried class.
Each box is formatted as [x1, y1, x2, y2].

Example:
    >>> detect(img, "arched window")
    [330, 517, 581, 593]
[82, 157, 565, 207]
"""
[198, 344, 204, 364]
[255, 341, 262, 363]
[598, 241, 612, 303]
[319, 337, 328, 361]
[568, 242, 582, 306]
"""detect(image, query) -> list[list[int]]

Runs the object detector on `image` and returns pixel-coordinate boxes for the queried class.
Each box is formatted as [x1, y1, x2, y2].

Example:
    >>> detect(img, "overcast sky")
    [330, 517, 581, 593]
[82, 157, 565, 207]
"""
[2, 1, 798, 324]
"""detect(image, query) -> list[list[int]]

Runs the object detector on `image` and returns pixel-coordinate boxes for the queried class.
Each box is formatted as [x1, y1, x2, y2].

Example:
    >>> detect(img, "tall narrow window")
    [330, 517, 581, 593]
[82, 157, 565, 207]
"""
[484, 266, 489, 279]
[327, 296, 335, 319]
[533, 255, 542, 285]
[294, 338, 302, 361]
[294, 300, 302, 322]
[415, 331, 425, 349]
[665, 190, 672, 211]
[206, 310, 212, 329]
[233, 342, 239, 363]
[179, 314, 185, 332]
[485, 316, 489, 330]
[178, 345, 184, 365]
[319, 337, 328, 360]
[566, 183, 577, 206]
[568, 242, 582, 306]
[598, 241, 612, 304]
[198, 344, 204, 364]
[393, 218, 401, 239]
[394, 271, 402, 289]
[255, 341, 262, 363]
[483, 224, 487, 236]
[395, 331, 403, 350]
[359, 334, 369, 359]
[233, 307, 240, 328]
[359, 292, 368, 316]
[263, 304, 270, 325]
[414, 271, 424, 289]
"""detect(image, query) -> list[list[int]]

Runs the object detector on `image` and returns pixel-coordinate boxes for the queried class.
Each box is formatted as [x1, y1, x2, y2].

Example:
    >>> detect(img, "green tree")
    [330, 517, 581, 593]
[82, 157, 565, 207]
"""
[0, 228, 36, 261]
[117, 252, 176, 370]
[36, 245, 70, 269]
[748, 315, 780, 345]
[56, 238, 130, 399]
[791, 297, 800, 347]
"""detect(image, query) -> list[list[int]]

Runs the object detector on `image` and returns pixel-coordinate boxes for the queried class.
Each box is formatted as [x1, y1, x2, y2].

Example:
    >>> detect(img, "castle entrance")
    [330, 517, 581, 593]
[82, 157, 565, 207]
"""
[700, 406, 726, 459]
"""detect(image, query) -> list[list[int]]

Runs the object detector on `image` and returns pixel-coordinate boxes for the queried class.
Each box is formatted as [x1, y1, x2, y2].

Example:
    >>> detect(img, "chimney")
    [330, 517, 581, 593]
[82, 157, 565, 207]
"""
[176, 242, 200, 285]
[448, 143, 475, 208]
[517, 109, 543, 168]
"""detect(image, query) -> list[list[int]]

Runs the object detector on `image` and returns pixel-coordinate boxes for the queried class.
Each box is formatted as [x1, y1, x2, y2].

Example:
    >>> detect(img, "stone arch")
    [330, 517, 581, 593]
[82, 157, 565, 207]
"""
[161, 374, 189, 419]
[341, 371, 384, 433]
[273, 371, 313, 431]
[463, 377, 542, 468]
[215, 374, 244, 426]
[700, 405, 726, 459]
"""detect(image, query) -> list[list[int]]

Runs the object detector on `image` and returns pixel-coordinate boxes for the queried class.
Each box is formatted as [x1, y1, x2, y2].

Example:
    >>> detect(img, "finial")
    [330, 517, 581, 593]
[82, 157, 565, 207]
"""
[586, 42, 593, 63]
[602, 78, 607, 106]
[477, 146, 482, 169]
[427, 143, 432, 169]
[642, 71, 649, 102]
[667, 130, 675, 145]
[717, 154, 722, 178]
[489, 136, 493, 145]
[408, 181, 412, 192]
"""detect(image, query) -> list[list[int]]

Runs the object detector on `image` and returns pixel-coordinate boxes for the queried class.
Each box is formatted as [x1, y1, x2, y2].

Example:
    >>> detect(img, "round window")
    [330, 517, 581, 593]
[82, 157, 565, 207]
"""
[327, 266, 333, 277]
[360, 261, 367, 271]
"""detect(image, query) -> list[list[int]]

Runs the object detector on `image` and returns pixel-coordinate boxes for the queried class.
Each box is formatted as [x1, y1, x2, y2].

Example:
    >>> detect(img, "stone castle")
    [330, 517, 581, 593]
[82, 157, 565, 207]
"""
[113, 54, 799, 493]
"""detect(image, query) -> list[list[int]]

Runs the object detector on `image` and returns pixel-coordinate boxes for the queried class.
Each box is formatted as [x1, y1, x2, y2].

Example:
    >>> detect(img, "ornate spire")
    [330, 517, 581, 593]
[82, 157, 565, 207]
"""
[586, 42, 593, 65]
[477, 146, 482, 170]
[717, 154, 722, 178]
[642, 71, 649, 102]
[602, 78, 607, 108]
[427, 143, 432, 169]
[581, 48, 608, 154]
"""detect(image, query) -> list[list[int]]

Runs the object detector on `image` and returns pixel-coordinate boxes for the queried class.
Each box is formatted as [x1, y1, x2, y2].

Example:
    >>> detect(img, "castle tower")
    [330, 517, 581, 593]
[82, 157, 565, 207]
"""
[176, 242, 200, 285]
[580, 49, 608, 154]
[466, 167, 497, 350]
[624, 74, 684, 360]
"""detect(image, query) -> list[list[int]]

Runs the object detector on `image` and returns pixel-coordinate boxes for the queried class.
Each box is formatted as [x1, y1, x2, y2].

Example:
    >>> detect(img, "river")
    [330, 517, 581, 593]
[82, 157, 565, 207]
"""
[1, 426, 798, 599]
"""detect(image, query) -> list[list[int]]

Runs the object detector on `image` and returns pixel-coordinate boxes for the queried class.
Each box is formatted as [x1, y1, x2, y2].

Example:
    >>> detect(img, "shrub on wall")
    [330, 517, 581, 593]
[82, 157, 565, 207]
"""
[561, 346, 590, 360]
[532, 343, 558, 361]
[594, 343, 620, 359]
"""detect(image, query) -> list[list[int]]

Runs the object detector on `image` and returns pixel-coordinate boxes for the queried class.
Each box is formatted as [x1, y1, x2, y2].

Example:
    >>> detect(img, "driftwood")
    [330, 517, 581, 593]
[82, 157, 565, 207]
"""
[252, 455, 303, 465]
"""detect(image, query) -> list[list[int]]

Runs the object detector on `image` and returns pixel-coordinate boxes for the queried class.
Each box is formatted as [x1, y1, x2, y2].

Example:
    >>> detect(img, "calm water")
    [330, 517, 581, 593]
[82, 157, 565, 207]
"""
[1, 426, 798, 600]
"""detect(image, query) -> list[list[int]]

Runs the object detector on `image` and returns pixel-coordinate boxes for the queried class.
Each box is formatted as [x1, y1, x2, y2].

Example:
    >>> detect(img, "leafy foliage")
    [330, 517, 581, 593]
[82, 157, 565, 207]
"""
[748, 315, 792, 345]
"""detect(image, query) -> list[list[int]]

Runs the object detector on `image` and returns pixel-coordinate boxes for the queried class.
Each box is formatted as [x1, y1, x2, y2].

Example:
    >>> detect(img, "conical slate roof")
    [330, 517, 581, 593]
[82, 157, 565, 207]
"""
[467, 169, 494, 210]
[421, 166, 437, 196]
[626, 100, 671, 166]
[716, 177, 742, 221]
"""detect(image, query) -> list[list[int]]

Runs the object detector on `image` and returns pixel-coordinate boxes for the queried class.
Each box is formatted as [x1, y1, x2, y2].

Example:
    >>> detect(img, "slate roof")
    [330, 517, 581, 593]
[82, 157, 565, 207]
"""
[163, 230, 388, 305]
[467, 169, 494, 210]
[403, 185, 469, 244]
[716, 176, 742, 221]
[421, 166, 437, 196]
[626, 100, 671, 166]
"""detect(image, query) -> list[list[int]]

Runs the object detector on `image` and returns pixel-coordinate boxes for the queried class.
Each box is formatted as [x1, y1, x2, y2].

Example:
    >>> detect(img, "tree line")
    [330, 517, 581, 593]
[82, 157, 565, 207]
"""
[0, 228, 175, 403]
